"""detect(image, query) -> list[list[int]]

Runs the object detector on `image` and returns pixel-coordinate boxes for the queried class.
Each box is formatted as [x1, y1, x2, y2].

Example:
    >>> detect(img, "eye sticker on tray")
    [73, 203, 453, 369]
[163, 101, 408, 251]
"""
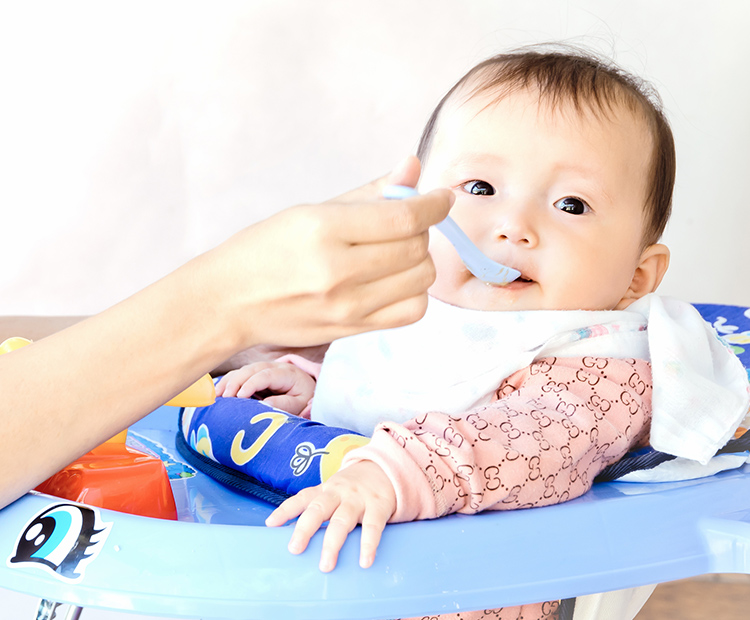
[7, 502, 112, 583]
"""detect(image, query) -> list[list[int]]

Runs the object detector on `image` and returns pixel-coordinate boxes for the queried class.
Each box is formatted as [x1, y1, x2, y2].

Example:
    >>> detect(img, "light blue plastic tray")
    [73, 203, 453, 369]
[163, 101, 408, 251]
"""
[2, 403, 750, 619]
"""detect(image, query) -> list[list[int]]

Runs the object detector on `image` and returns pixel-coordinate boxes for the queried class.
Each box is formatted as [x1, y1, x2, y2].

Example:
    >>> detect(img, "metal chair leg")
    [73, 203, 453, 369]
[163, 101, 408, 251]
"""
[36, 600, 61, 620]
[64, 606, 83, 620]
[35, 600, 83, 620]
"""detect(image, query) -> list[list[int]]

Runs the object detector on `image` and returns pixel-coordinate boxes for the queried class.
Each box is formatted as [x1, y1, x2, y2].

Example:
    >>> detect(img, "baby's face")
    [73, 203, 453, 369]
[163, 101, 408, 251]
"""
[419, 87, 653, 312]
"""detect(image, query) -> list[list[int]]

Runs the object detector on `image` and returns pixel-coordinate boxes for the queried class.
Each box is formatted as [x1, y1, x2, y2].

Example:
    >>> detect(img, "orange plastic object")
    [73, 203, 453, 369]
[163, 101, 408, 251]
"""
[106, 429, 129, 444]
[164, 373, 216, 407]
[35, 443, 177, 520]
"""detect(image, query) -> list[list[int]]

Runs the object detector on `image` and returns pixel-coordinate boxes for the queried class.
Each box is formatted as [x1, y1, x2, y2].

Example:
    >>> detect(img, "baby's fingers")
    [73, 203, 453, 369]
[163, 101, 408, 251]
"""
[263, 393, 305, 415]
[236, 368, 297, 399]
[215, 363, 271, 397]
[288, 494, 344, 561]
[358, 506, 391, 569]
[265, 488, 314, 528]
[318, 505, 362, 572]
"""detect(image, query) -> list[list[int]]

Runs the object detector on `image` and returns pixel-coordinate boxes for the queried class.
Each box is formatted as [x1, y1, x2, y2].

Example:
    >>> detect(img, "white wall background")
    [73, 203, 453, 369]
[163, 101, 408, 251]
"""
[1, 0, 749, 615]
[1, 0, 749, 319]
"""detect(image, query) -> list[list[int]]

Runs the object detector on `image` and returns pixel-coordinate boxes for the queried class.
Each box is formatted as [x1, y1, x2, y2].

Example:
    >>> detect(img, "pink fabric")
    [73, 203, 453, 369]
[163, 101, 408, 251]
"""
[344, 356, 652, 620]
[344, 356, 652, 523]
[399, 600, 560, 619]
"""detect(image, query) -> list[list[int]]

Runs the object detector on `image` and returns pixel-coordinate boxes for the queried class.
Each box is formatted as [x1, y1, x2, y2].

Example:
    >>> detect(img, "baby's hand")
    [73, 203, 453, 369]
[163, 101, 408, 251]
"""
[214, 361, 315, 415]
[265, 461, 396, 572]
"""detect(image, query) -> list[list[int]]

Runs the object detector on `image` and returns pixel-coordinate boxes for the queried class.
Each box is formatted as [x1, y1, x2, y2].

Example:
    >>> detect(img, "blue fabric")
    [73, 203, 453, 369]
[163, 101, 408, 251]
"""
[178, 397, 368, 500]
[692, 303, 750, 372]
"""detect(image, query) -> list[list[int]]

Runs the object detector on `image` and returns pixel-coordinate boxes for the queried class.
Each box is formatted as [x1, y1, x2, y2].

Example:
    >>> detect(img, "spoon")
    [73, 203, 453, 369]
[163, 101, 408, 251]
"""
[382, 185, 521, 286]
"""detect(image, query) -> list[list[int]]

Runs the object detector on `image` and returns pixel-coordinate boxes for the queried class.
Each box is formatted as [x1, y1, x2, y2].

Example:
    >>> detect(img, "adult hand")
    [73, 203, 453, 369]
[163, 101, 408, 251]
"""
[0, 157, 448, 510]
[205, 156, 453, 350]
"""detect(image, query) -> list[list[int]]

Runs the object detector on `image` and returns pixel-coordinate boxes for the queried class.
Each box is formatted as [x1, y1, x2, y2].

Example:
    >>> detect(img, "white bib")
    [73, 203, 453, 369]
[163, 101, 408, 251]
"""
[312, 295, 749, 465]
[312, 297, 648, 434]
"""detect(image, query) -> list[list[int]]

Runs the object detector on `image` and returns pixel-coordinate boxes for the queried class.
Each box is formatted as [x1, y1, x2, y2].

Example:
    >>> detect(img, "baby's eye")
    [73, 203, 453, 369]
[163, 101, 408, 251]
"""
[461, 180, 495, 196]
[553, 196, 590, 215]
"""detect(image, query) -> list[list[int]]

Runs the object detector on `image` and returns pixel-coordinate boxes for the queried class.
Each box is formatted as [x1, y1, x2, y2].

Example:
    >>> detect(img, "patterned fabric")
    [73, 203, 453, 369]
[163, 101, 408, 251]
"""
[398, 599, 561, 620]
[344, 357, 652, 523]
[342, 356, 652, 620]
[594, 303, 750, 483]
[693, 303, 750, 372]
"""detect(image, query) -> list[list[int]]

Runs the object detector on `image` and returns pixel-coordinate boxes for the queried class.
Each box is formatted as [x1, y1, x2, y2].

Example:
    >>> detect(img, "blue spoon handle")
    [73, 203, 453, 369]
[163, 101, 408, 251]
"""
[382, 185, 521, 286]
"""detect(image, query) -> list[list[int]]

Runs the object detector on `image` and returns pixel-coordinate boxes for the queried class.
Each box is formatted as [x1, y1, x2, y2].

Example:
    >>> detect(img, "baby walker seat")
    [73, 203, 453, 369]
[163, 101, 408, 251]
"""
[0, 303, 749, 620]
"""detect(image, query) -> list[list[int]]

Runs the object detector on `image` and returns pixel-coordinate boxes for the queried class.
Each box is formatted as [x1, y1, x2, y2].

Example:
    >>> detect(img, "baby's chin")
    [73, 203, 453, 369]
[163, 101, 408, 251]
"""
[429, 281, 541, 312]
[430, 278, 629, 312]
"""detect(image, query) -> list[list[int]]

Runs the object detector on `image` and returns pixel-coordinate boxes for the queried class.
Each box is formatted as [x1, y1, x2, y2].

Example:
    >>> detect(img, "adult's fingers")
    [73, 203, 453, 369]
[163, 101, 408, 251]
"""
[337, 231, 431, 284]
[349, 255, 437, 319]
[330, 188, 454, 245]
[357, 293, 432, 334]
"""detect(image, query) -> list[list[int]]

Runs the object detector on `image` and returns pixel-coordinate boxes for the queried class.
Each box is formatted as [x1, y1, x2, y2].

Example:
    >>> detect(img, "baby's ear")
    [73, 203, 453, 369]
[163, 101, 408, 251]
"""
[615, 243, 670, 310]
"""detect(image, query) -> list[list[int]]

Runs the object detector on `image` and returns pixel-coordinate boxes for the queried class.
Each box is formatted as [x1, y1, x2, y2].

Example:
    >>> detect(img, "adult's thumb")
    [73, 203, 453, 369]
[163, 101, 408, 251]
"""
[335, 155, 421, 202]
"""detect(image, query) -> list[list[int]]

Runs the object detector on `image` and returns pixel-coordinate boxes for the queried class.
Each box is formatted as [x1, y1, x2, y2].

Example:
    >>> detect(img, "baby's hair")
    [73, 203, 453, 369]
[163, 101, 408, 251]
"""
[417, 45, 675, 247]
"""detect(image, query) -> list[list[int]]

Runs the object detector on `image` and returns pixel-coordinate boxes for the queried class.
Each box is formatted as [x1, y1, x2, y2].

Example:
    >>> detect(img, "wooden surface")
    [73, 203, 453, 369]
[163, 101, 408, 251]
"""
[637, 575, 750, 619]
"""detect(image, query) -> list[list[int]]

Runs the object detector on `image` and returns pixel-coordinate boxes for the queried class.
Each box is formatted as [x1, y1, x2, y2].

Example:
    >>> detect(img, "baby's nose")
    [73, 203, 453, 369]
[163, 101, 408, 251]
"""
[492, 208, 538, 246]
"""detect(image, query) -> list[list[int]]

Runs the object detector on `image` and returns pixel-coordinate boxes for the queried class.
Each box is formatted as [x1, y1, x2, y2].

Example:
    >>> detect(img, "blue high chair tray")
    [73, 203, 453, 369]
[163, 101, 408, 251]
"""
[0, 304, 749, 619]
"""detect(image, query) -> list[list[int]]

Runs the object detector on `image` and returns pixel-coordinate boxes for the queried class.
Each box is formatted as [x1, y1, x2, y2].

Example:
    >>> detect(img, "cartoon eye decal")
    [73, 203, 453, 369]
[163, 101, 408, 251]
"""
[553, 196, 590, 215]
[9, 503, 112, 583]
[461, 180, 495, 195]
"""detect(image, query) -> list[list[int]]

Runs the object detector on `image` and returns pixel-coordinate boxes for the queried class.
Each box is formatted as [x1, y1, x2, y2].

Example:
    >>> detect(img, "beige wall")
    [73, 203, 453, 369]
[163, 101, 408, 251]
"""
[1, 0, 748, 316]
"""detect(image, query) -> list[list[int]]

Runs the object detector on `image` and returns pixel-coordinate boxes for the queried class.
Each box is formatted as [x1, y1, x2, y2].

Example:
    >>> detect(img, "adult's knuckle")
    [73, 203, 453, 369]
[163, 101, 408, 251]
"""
[390, 204, 421, 235]
[419, 256, 438, 285]
[403, 234, 429, 263]
[395, 296, 429, 327]
[328, 295, 363, 325]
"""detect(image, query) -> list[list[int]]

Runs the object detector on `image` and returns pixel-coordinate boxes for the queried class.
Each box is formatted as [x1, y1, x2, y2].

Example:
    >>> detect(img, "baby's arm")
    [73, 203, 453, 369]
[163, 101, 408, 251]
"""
[215, 355, 319, 416]
[352, 356, 652, 522]
[267, 356, 652, 571]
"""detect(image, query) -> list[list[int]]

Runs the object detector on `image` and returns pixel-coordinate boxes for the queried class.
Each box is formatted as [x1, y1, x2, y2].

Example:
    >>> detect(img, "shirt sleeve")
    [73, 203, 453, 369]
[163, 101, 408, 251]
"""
[341, 356, 652, 523]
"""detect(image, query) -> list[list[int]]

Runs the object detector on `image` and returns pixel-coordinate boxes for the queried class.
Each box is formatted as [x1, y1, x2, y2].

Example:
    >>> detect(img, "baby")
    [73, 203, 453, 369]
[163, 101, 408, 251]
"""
[215, 47, 748, 620]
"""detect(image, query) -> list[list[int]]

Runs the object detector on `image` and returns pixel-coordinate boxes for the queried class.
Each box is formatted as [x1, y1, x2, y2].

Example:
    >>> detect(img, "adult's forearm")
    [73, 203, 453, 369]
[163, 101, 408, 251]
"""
[0, 256, 239, 509]
[0, 164, 453, 508]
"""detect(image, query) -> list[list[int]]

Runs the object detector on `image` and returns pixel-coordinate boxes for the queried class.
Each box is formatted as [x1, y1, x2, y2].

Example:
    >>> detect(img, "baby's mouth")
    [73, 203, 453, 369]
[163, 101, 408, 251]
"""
[484, 272, 534, 288]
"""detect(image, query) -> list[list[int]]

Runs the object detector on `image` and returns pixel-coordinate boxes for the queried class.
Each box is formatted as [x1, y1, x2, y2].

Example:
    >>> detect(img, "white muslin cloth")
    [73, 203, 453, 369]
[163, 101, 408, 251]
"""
[313, 294, 749, 466]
